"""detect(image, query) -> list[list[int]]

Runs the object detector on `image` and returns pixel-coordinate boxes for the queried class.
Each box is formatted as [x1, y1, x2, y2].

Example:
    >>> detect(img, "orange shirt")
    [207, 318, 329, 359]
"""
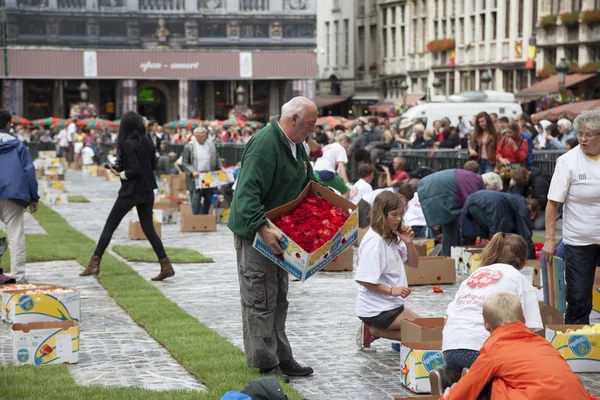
[443, 322, 592, 400]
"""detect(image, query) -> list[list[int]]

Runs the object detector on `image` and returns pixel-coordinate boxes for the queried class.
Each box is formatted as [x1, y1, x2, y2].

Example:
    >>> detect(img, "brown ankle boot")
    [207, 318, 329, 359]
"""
[152, 258, 175, 281]
[80, 256, 101, 276]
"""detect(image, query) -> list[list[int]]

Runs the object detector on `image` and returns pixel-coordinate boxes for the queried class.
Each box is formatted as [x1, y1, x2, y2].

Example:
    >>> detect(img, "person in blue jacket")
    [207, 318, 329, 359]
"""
[0, 109, 39, 283]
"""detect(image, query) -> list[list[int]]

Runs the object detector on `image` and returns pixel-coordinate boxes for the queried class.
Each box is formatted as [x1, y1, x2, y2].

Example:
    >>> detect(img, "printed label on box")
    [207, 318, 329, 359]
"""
[401, 345, 445, 394]
[82, 165, 98, 177]
[194, 170, 234, 189]
[12, 321, 80, 365]
[4, 290, 80, 324]
[546, 325, 600, 372]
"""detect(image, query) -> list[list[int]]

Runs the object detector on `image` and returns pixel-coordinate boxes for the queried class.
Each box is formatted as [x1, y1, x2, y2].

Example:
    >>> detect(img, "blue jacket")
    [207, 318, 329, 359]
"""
[0, 132, 39, 206]
[521, 132, 534, 169]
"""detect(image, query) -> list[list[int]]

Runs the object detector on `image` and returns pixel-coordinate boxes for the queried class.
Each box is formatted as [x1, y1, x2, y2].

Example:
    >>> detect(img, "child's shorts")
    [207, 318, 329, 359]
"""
[358, 305, 405, 329]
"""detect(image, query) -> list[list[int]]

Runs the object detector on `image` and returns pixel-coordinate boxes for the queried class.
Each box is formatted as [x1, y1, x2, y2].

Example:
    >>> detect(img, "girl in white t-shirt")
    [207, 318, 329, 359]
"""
[442, 232, 543, 373]
[355, 191, 420, 350]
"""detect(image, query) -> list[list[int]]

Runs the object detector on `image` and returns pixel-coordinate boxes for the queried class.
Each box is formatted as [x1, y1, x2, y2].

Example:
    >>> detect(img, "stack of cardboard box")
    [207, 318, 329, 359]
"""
[40, 178, 69, 205]
[0, 283, 81, 365]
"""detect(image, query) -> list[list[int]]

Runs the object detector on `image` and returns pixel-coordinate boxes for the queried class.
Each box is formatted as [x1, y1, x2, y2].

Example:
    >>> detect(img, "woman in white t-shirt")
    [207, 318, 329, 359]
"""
[355, 191, 420, 349]
[442, 232, 543, 373]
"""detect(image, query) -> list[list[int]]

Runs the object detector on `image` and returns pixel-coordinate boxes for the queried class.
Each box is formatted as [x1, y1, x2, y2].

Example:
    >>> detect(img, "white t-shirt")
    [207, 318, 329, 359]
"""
[348, 179, 373, 205]
[361, 188, 394, 206]
[81, 146, 95, 166]
[314, 142, 348, 172]
[355, 228, 408, 317]
[67, 123, 77, 141]
[403, 192, 427, 227]
[547, 146, 600, 246]
[442, 263, 543, 352]
[57, 129, 70, 147]
[193, 141, 211, 173]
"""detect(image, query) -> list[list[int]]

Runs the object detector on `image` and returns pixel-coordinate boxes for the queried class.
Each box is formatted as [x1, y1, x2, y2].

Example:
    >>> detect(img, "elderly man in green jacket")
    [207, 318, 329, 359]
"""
[227, 97, 317, 377]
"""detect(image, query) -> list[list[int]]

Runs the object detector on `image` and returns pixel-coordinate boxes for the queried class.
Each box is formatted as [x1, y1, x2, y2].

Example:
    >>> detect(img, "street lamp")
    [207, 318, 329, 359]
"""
[78, 81, 89, 101]
[556, 58, 569, 90]
[480, 71, 492, 90]
[236, 85, 246, 106]
[399, 80, 409, 105]
[432, 77, 442, 96]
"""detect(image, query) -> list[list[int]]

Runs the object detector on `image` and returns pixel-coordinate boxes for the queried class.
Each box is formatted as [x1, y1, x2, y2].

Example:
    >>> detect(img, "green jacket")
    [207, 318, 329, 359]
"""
[227, 116, 313, 239]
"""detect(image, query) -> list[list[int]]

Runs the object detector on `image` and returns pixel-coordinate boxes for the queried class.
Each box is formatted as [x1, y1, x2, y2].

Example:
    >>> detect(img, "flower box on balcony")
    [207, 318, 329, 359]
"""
[581, 10, 600, 26]
[426, 38, 455, 53]
[537, 63, 556, 79]
[580, 61, 600, 73]
[357, 64, 365, 72]
[540, 14, 558, 29]
[568, 62, 581, 74]
[560, 11, 580, 27]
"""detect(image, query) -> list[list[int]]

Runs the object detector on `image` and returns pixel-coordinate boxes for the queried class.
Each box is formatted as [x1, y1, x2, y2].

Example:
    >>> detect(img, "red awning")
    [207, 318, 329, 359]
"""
[397, 93, 426, 105]
[4, 49, 316, 80]
[315, 96, 351, 108]
[368, 103, 395, 113]
[368, 94, 425, 112]
[531, 99, 600, 123]
[516, 73, 596, 98]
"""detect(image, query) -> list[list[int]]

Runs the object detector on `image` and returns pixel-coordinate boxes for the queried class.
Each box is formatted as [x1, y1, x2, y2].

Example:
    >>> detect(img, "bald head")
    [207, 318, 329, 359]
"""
[279, 96, 318, 143]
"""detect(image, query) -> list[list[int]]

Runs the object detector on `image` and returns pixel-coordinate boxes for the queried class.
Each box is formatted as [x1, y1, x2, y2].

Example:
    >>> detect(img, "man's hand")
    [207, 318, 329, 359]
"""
[29, 202, 38, 214]
[258, 225, 284, 255]
[543, 239, 556, 266]
[391, 286, 411, 298]
[192, 170, 200, 178]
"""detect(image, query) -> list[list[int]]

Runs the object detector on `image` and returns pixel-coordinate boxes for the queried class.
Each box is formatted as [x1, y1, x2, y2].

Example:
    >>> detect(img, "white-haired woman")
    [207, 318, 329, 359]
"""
[544, 109, 600, 325]
[557, 118, 577, 148]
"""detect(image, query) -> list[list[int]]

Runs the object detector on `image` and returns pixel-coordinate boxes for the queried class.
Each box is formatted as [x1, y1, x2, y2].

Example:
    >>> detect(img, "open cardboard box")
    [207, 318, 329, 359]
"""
[401, 341, 445, 394]
[546, 324, 600, 372]
[12, 320, 80, 365]
[253, 181, 358, 281]
[539, 301, 563, 328]
[129, 221, 162, 240]
[592, 285, 600, 320]
[414, 239, 435, 257]
[3, 287, 80, 324]
[522, 260, 542, 288]
[321, 246, 353, 272]
[406, 257, 456, 286]
[180, 204, 217, 232]
[400, 317, 445, 342]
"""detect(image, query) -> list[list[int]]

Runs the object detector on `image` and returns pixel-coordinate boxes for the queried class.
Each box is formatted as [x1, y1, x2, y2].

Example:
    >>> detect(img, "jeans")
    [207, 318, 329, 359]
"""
[95, 193, 167, 260]
[564, 244, 600, 324]
[478, 159, 494, 174]
[192, 188, 214, 215]
[441, 217, 461, 257]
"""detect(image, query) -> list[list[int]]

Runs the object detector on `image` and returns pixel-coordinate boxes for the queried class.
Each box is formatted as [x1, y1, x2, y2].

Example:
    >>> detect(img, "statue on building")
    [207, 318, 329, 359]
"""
[156, 18, 171, 48]
[228, 21, 239, 38]
[271, 22, 282, 38]
[515, 40, 523, 58]
[185, 21, 198, 45]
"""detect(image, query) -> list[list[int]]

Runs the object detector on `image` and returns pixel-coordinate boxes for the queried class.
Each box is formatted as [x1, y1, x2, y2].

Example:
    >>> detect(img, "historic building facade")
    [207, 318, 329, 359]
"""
[2, 0, 317, 123]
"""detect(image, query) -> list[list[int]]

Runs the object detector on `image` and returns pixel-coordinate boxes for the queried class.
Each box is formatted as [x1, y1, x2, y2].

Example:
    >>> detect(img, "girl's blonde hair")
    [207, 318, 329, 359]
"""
[480, 232, 528, 270]
[370, 191, 405, 244]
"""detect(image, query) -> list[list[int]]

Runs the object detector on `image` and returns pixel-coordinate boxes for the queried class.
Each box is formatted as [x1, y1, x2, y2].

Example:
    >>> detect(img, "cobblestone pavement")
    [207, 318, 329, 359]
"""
[0, 259, 205, 392]
[39, 171, 600, 399]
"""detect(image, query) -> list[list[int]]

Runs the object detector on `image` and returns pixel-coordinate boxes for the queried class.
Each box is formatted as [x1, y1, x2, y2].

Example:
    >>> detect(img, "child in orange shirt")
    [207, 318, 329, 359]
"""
[442, 291, 595, 400]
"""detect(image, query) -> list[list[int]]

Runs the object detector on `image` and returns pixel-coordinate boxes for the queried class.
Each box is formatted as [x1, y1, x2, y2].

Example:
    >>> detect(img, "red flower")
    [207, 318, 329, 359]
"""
[432, 286, 444, 293]
[40, 344, 52, 355]
[273, 194, 348, 253]
[534, 242, 544, 251]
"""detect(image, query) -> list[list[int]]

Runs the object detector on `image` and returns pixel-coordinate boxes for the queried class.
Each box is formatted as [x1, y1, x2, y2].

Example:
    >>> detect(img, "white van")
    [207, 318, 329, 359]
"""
[398, 91, 523, 131]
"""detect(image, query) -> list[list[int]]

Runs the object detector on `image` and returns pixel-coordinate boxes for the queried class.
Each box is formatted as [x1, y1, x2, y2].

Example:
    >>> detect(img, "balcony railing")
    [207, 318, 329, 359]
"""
[16, 0, 48, 8]
[58, 0, 85, 9]
[239, 0, 268, 11]
[139, 0, 185, 11]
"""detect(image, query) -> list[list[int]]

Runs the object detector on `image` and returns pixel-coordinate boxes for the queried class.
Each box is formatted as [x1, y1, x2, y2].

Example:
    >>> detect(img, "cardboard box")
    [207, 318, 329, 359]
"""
[253, 182, 359, 282]
[3, 288, 80, 324]
[12, 320, 80, 365]
[592, 286, 600, 320]
[82, 165, 98, 177]
[459, 248, 483, 275]
[38, 151, 57, 159]
[42, 190, 69, 205]
[43, 165, 65, 176]
[594, 267, 600, 286]
[414, 239, 435, 257]
[106, 172, 120, 181]
[400, 341, 445, 394]
[214, 208, 230, 224]
[154, 196, 187, 211]
[400, 318, 445, 342]
[451, 245, 485, 274]
[321, 247, 354, 272]
[355, 227, 368, 247]
[129, 221, 162, 240]
[179, 204, 217, 232]
[44, 174, 65, 182]
[394, 397, 439, 400]
[69, 162, 80, 170]
[522, 260, 542, 288]
[539, 301, 563, 328]
[171, 175, 187, 192]
[153, 208, 179, 225]
[194, 169, 235, 189]
[546, 324, 600, 372]
[406, 257, 456, 285]
[41, 179, 67, 192]
[1, 284, 56, 321]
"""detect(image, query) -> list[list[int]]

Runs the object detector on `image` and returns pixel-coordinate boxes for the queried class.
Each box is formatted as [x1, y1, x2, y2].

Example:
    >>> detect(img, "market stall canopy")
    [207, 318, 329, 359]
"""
[315, 96, 351, 108]
[531, 99, 600, 123]
[368, 94, 425, 112]
[516, 73, 596, 102]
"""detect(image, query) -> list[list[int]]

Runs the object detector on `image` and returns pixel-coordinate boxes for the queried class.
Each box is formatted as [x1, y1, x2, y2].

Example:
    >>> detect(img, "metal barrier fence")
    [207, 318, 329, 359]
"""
[26, 142, 565, 179]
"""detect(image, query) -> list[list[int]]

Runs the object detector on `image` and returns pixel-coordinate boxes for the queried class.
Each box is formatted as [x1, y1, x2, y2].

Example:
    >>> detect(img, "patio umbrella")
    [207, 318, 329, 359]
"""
[12, 115, 31, 126]
[532, 99, 600, 123]
[316, 116, 350, 129]
[163, 120, 180, 129]
[247, 121, 265, 129]
[176, 119, 203, 130]
[113, 119, 120, 126]
[226, 118, 249, 127]
[32, 117, 64, 127]
[84, 119, 116, 129]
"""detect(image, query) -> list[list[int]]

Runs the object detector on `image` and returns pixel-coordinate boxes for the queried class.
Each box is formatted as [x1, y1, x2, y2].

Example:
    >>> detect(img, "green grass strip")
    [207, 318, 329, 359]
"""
[113, 245, 213, 264]
[0, 203, 304, 400]
[67, 195, 90, 203]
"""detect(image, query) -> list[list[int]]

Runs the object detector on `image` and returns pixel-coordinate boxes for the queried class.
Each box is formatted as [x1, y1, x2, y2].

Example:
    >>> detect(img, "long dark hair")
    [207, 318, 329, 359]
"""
[117, 111, 145, 152]
[473, 111, 498, 143]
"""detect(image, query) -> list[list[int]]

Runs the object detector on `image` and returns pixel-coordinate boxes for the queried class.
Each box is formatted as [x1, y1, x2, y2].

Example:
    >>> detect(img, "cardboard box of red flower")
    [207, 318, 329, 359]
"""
[253, 181, 359, 281]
